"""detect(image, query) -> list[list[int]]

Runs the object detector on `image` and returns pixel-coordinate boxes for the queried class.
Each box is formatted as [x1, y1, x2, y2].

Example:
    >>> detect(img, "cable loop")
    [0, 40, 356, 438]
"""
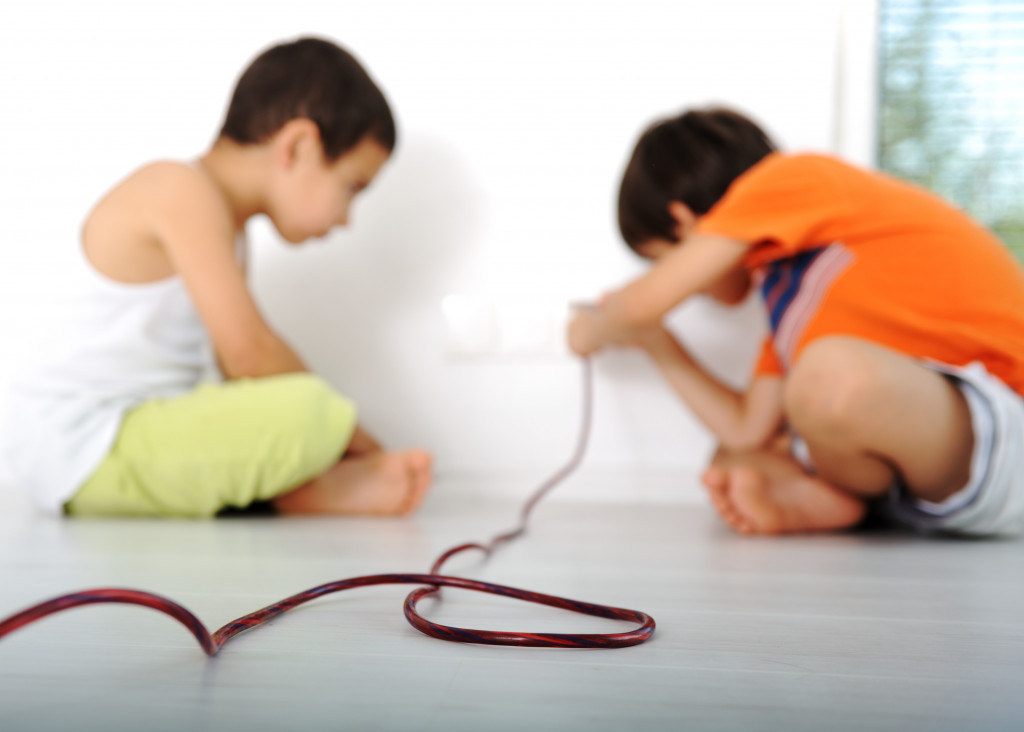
[0, 358, 656, 655]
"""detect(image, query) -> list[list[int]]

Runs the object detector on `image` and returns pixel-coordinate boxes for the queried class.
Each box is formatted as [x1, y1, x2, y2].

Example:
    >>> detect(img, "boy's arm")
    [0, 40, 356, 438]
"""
[637, 326, 784, 451]
[569, 233, 750, 355]
[151, 164, 308, 379]
[149, 165, 385, 453]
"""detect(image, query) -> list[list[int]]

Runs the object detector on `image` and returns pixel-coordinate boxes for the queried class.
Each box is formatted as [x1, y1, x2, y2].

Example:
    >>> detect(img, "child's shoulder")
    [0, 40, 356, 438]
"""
[120, 160, 223, 206]
[91, 160, 233, 234]
[750, 151, 845, 176]
[83, 160, 235, 283]
[729, 152, 861, 200]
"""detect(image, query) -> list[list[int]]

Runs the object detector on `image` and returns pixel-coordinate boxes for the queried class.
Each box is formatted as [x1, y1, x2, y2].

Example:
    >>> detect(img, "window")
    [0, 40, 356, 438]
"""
[878, 0, 1024, 261]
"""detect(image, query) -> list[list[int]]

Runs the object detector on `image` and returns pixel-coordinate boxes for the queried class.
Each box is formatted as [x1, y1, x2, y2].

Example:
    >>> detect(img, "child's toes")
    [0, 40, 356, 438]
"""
[399, 482, 427, 515]
[397, 450, 432, 515]
[706, 480, 730, 511]
[701, 465, 727, 490]
[717, 502, 754, 534]
[410, 450, 433, 493]
[407, 449, 432, 473]
[704, 471, 753, 534]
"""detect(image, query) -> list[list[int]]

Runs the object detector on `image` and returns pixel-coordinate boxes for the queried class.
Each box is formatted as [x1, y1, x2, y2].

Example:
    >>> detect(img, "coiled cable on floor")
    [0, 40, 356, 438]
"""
[0, 358, 655, 654]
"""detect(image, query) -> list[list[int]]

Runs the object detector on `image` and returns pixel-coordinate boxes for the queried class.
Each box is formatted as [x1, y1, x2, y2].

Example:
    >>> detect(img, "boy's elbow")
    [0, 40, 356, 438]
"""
[218, 349, 263, 380]
[216, 334, 279, 379]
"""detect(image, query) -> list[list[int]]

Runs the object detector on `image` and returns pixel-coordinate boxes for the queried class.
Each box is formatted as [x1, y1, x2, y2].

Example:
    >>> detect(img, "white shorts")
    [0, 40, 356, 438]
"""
[792, 361, 1024, 536]
[887, 361, 1024, 536]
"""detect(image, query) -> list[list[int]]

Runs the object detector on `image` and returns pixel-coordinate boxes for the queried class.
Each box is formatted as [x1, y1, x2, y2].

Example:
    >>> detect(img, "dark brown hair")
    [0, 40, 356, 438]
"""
[617, 107, 776, 251]
[219, 37, 396, 161]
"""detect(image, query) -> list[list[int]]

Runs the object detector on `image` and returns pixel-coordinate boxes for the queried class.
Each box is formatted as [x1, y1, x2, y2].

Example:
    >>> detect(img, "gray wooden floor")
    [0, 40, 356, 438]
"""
[1, 478, 1023, 732]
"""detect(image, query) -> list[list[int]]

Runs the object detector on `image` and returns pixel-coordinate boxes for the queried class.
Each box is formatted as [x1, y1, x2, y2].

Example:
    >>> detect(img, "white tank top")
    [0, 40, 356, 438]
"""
[2, 238, 244, 513]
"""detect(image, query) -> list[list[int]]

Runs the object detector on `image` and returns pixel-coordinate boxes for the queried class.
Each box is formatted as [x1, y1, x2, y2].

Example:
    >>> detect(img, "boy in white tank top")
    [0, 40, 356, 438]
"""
[2, 38, 432, 517]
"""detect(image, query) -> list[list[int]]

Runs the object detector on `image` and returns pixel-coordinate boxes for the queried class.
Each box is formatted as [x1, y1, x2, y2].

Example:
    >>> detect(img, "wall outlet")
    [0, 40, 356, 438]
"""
[442, 295, 570, 357]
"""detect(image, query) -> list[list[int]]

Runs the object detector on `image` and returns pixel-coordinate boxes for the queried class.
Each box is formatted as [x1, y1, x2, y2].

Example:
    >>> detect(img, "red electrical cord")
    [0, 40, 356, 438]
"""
[0, 358, 655, 654]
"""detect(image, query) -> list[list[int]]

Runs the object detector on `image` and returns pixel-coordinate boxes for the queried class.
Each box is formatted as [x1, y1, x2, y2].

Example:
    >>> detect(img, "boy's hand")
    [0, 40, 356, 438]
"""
[569, 297, 670, 356]
[567, 304, 605, 356]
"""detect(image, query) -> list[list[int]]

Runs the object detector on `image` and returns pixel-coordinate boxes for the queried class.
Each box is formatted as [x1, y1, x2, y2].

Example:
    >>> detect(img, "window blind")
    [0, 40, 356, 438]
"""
[878, 0, 1024, 260]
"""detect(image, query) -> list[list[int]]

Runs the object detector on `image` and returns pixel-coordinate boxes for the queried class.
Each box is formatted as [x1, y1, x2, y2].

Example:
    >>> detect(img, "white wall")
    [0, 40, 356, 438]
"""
[0, 0, 878, 498]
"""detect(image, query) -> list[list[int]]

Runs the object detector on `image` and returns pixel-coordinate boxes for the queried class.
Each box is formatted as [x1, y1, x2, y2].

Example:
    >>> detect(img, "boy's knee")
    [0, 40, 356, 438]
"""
[272, 374, 356, 437]
[280, 373, 340, 407]
[251, 374, 357, 493]
[783, 337, 879, 437]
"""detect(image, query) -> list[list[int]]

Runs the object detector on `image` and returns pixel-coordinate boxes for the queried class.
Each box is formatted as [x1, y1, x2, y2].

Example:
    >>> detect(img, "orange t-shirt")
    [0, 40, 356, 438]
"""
[694, 152, 1024, 396]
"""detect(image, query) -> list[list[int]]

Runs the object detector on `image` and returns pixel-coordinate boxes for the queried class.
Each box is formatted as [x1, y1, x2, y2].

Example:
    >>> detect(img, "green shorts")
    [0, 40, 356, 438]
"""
[66, 374, 357, 518]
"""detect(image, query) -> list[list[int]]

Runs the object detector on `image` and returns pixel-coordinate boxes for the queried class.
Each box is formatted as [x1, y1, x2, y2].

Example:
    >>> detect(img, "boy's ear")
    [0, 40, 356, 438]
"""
[272, 118, 323, 170]
[666, 201, 698, 240]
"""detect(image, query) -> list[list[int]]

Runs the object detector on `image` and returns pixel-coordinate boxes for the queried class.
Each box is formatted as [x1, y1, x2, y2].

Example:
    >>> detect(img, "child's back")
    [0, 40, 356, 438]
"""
[697, 151, 1024, 392]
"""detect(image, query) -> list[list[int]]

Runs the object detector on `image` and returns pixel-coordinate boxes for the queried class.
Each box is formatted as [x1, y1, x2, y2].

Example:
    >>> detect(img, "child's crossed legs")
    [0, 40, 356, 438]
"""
[68, 374, 431, 517]
[703, 336, 978, 535]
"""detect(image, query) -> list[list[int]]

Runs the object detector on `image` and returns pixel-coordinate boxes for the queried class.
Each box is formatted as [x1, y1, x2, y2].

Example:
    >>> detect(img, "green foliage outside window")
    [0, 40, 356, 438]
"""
[878, 0, 1024, 263]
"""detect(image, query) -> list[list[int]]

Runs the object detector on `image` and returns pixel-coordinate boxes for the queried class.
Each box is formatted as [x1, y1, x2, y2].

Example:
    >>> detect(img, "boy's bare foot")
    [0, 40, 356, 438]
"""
[700, 451, 867, 535]
[273, 449, 433, 516]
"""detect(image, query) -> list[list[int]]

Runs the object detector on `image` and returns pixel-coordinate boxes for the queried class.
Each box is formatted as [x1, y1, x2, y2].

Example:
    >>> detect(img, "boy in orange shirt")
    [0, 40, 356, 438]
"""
[569, 107, 1024, 536]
